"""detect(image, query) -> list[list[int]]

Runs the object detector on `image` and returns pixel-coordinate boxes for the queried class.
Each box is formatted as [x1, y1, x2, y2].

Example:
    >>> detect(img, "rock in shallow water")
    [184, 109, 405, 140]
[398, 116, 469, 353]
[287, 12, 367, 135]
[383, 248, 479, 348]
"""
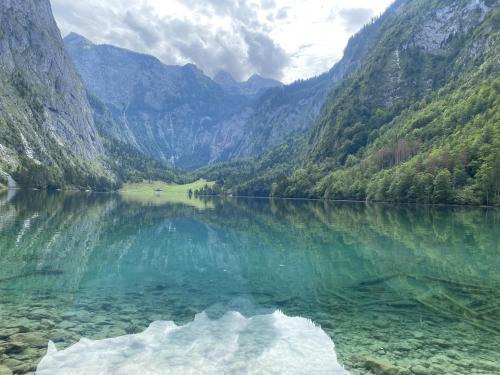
[0, 365, 13, 375]
[365, 356, 400, 375]
[3, 341, 25, 354]
[9, 333, 47, 348]
[1, 358, 21, 370]
[29, 309, 51, 320]
[0, 328, 19, 340]
[40, 319, 56, 329]
[36, 311, 349, 375]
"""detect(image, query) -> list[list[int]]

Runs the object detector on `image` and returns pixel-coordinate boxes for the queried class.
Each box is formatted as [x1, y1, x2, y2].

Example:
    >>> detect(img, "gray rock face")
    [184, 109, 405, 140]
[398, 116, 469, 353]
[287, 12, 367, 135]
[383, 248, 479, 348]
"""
[0, 0, 101, 159]
[411, 0, 494, 52]
[0, 0, 109, 185]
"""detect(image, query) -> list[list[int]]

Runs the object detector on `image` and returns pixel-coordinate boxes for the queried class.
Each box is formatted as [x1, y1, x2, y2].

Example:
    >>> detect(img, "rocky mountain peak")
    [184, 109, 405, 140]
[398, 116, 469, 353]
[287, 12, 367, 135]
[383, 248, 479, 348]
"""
[214, 71, 282, 96]
[213, 70, 238, 87]
[182, 63, 204, 76]
[244, 74, 282, 93]
[64, 32, 94, 47]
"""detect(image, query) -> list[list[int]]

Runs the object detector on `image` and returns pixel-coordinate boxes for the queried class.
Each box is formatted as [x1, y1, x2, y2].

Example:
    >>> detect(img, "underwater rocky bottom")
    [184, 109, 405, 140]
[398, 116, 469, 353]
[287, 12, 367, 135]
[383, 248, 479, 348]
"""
[0, 192, 499, 374]
[1, 273, 499, 375]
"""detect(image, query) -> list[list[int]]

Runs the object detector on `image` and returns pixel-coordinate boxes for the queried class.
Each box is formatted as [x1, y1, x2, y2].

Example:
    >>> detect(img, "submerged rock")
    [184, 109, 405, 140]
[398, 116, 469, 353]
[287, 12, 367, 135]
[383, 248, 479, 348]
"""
[40, 319, 56, 329]
[29, 309, 51, 320]
[1, 359, 21, 370]
[9, 333, 47, 348]
[365, 356, 400, 375]
[3, 341, 25, 354]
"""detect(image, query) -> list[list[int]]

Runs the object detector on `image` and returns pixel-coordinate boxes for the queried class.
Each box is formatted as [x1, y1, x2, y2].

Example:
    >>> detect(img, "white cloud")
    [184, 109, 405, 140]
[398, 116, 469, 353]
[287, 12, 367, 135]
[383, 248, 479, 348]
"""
[52, 0, 394, 83]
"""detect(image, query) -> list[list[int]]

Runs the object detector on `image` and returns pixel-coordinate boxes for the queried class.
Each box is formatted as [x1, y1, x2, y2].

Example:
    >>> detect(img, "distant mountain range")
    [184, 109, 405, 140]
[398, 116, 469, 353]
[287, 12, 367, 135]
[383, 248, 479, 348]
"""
[63, 32, 346, 169]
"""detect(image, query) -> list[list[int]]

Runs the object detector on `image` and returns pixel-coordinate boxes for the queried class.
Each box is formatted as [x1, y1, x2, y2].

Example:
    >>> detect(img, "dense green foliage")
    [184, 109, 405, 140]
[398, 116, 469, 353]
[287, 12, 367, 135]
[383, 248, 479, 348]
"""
[102, 137, 192, 185]
[12, 156, 119, 191]
[194, 137, 305, 196]
[302, 79, 500, 205]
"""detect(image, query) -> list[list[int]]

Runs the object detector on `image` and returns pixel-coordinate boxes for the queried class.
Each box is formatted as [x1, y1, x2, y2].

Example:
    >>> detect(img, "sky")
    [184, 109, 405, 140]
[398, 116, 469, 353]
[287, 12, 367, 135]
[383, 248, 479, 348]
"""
[52, 0, 394, 84]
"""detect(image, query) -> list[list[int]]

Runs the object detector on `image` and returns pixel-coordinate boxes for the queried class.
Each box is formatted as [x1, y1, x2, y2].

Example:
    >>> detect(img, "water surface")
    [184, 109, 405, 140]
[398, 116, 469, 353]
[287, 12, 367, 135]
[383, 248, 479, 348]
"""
[0, 191, 499, 374]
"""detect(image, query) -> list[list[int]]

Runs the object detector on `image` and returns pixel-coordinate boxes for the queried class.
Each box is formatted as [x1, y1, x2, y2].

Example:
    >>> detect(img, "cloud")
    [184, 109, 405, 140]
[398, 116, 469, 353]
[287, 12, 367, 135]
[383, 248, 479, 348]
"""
[51, 0, 393, 83]
[276, 7, 290, 20]
[337, 7, 375, 33]
[244, 30, 290, 79]
[122, 10, 161, 47]
[52, 0, 289, 81]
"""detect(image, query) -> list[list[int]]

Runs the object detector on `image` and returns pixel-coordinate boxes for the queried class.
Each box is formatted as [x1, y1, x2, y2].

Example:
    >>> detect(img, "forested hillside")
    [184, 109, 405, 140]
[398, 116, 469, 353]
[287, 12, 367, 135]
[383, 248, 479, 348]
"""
[203, 0, 500, 206]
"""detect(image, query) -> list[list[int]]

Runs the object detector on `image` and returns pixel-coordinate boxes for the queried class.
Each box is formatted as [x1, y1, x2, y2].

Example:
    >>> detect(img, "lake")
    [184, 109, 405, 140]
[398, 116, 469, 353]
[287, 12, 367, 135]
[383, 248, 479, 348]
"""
[0, 191, 499, 374]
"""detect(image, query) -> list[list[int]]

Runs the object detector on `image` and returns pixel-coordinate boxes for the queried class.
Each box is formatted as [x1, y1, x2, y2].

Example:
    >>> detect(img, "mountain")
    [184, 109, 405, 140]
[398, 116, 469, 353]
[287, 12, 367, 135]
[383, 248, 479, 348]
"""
[65, 33, 255, 169]
[213, 70, 282, 96]
[64, 28, 369, 169]
[3, 0, 497, 205]
[308, 0, 498, 164]
[212, 3, 405, 161]
[201, 0, 500, 206]
[0, 0, 115, 190]
[294, 0, 500, 206]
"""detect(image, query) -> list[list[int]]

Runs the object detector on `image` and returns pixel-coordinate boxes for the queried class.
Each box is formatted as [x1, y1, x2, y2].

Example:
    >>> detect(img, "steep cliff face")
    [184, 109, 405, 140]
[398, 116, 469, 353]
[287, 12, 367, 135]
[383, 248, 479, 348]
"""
[0, 0, 112, 189]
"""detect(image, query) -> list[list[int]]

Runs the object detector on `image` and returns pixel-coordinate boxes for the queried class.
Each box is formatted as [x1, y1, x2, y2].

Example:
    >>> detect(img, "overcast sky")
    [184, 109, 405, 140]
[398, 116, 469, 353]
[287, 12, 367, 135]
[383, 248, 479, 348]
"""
[52, 0, 393, 84]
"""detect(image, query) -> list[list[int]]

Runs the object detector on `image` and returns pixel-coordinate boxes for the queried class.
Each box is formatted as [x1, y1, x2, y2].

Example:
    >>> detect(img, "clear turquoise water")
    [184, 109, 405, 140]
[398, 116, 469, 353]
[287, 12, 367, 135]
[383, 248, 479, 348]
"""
[0, 190, 499, 374]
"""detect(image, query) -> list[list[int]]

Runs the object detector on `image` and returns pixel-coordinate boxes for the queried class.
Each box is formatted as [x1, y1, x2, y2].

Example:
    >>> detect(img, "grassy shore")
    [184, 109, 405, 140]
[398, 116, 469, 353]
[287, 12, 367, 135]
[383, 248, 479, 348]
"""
[119, 179, 215, 208]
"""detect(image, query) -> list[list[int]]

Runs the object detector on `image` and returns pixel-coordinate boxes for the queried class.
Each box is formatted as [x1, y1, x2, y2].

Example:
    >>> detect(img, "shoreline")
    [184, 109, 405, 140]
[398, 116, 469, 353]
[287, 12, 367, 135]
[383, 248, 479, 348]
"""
[4, 187, 498, 209]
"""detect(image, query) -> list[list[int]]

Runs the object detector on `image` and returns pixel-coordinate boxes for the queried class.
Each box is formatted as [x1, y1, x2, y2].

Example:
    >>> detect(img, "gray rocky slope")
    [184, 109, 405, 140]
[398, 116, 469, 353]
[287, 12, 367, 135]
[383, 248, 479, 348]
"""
[0, 0, 112, 188]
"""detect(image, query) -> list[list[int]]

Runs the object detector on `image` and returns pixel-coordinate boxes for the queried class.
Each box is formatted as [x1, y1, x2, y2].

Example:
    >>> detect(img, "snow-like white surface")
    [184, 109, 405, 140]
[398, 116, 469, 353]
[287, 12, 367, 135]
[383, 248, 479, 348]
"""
[37, 310, 348, 375]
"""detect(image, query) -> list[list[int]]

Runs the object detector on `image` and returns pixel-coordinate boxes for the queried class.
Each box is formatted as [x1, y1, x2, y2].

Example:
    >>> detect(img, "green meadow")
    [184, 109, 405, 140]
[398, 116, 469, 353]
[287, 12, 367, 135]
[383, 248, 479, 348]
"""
[119, 179, 215, 208]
